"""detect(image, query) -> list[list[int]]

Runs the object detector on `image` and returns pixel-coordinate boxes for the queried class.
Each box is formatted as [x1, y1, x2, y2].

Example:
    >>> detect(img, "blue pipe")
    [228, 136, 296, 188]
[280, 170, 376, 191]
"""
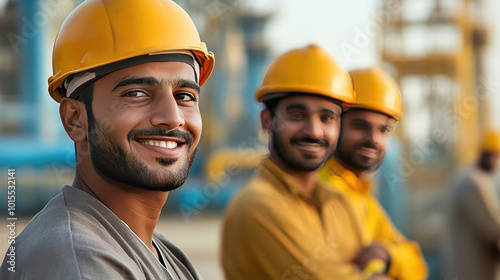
[18, 0, 45, 139]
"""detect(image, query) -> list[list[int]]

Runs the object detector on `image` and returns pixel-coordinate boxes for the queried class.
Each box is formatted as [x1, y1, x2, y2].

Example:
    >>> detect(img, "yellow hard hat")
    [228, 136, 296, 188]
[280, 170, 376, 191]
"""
[48, 0, 215, 102]
[255, 45, 355, 104]
[347, 67, 403, 120]
[480, 131, 500, 153]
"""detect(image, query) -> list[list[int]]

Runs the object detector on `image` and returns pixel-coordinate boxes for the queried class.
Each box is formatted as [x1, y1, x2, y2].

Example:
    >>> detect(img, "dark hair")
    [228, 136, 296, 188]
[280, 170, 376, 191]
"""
[68, 84, 95, 159]
[76, 83, 95, 127]
[263, 98, 281, 118]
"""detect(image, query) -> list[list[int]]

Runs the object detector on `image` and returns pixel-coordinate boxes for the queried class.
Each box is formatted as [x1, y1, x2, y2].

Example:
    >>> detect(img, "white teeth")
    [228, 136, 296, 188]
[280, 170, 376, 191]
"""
[166, 141, 177, 148]
[299, 143, 320, 149]
[141, 140, 178, 149]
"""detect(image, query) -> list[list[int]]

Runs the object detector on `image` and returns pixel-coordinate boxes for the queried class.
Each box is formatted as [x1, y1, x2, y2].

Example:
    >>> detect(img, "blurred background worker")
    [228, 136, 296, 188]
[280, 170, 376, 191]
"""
[221, 45, 391, 280]
[444, 131, 500, 280]
[319, 67, 428, 280]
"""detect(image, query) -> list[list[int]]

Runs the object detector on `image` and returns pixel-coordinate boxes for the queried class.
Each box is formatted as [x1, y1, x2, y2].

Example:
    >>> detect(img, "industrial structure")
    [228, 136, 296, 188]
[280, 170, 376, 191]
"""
[378, 0, 491, 278]
[0, 0, 494, 279]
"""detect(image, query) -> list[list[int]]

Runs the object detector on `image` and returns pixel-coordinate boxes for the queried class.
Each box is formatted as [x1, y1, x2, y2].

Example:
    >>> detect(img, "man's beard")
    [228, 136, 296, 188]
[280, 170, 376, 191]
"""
[271, 129, 333, 172]
[336, 137, 384, 173]
[88, 119, 197, 192]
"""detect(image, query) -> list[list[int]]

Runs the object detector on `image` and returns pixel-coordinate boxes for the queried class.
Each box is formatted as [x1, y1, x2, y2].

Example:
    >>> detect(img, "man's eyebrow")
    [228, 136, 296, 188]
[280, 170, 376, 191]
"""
[320, 108, 339, 115]
[112, 77, 201, 93]
[350, 118, 370, 124]
[381, 124, 395, 130]
[174, 79, 200, 93]
[113, 77, 160, 91]
[285, 104, 339, 115]
[285, 104, 307, 111]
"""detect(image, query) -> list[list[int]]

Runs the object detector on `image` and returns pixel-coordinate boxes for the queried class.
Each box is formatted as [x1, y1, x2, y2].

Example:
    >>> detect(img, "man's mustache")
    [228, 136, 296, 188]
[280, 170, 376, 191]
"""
[128, 128, 194, 146]
[291, 137, 329, 147]
[354, 140, 378, 151]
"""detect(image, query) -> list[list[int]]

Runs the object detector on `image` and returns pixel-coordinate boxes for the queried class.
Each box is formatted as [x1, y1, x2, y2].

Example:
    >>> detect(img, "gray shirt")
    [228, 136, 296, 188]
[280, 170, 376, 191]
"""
[445, 167, 500, 280]
[0, 186, 201, 280]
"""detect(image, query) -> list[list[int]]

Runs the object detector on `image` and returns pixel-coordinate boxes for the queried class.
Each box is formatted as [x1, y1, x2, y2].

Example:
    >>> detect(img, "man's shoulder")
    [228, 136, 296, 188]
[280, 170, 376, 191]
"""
[3, 187, 143, 279]
[452, 168, 484, 190]
[448, 168, 495, 205]
[1, 191, 82, 278]
[227, 174, 289, 212]
[14, 186, 107, 247]
[321, 173, 350, 189]
[15, 191, 70, 246]
[223, 175, 299, 235]
[13, 189, 89, 246]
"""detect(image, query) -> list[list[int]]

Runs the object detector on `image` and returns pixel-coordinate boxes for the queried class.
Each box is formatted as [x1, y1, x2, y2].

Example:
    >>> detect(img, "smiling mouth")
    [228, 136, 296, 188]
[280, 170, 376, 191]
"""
[357, 147, 377, 157]
[295, 142, 325, 153]
[298, 143, 321, 149]
[139, 140, 179, 149]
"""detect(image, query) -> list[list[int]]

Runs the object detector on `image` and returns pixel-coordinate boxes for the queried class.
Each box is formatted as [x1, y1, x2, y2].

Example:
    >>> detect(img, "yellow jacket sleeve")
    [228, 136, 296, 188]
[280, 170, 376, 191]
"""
[319, 159, 428, 280]
[368, 198, 428, 280]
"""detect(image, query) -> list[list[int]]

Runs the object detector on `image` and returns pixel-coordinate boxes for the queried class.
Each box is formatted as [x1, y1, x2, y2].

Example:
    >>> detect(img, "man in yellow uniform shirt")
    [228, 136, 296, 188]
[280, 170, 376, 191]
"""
[221, 46, 392, 280]
[319, 68, 428, 280]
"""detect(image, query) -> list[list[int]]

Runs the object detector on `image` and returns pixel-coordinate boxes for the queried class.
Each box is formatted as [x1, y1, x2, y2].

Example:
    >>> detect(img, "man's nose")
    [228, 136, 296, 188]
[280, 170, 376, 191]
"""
[150, 93, 184, 129]
[303, 116, 324, 139]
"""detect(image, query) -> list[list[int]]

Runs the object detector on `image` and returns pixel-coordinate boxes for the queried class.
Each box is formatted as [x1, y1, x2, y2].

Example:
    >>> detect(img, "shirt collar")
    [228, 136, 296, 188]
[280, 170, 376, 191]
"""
[325, 158, 372, 194]
[259, 157, 344, 206]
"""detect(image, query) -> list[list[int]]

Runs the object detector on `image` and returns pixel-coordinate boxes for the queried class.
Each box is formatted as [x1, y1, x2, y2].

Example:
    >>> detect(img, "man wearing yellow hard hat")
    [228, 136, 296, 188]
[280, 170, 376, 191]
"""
[319, 67, 428, 280]
[445, 131, 500, 280]
[0, 0, 213, 279]
[221, 45, 391, 280]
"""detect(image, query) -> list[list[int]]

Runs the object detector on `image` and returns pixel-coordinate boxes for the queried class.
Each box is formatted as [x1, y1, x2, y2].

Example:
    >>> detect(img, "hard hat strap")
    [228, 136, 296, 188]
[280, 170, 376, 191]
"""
[63, 52, 200, 100]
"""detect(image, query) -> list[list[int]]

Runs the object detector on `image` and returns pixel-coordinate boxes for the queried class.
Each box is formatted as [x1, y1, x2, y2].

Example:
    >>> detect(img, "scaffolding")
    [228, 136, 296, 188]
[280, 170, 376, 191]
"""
[378, 1, 490, 278]
[379, 0, 489, 169]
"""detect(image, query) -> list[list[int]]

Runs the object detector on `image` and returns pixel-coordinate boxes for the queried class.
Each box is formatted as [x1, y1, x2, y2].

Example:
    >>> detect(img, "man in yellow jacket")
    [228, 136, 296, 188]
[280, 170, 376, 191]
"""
[319, 68, 428, 280]
[221, 45, 392, 280]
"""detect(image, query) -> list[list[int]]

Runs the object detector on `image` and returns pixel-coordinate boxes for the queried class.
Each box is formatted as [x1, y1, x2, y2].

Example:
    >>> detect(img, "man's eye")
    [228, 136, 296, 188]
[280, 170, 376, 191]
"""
[353, 122, 367, 129]
[121, 90, 148, 97]
[321, 114, 337, 122]
[381, 127, 392, 133]
[289, 112, 304, 119]
[175, 92, 197, 102]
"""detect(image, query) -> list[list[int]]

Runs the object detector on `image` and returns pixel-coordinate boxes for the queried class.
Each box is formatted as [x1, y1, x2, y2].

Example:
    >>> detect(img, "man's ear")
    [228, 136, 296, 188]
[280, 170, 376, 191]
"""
[260, 109, 272, 133]
[59, 98, 88, 142]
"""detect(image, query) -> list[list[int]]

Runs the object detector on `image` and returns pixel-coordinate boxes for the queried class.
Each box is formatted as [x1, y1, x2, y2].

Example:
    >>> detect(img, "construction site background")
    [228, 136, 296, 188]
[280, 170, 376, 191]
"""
[2, 0, 500, 279]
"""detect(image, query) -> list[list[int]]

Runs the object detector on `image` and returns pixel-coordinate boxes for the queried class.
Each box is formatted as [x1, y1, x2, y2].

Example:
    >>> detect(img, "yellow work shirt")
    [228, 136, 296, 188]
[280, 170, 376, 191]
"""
[319, 158, 428, 280]
[220, 158, 368, 280]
